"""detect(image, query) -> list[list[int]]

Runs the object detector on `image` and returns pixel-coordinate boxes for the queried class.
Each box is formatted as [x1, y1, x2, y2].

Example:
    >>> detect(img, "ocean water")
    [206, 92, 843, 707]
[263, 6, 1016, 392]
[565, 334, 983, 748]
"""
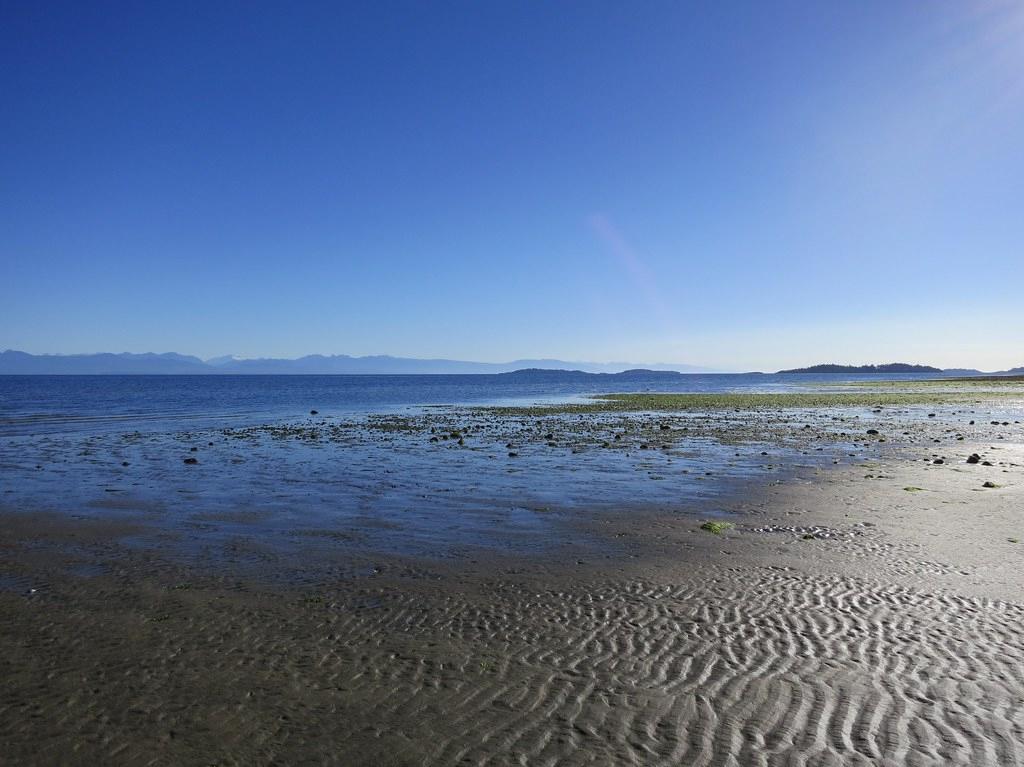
[0, 371, 939, 437]
[0, 372, 949, 568]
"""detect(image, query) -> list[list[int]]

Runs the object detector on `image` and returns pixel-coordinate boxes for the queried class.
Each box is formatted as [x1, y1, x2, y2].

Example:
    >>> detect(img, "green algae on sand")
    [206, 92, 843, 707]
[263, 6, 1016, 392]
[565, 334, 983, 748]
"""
[479, 388, 1024, 415]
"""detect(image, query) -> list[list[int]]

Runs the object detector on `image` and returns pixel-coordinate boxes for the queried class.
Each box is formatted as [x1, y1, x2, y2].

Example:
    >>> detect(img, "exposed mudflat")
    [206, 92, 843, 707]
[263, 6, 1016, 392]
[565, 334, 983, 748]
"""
[1, 397, 1023, 765]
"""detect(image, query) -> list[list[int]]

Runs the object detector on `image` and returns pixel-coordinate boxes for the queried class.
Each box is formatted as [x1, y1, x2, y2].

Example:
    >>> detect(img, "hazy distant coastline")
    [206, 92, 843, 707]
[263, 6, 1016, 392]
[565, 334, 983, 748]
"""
[2, 350, 1021, 376]
[777, 363, 943, 374]
[779, 362, 1024, 376]
[0, 350, 716, 376]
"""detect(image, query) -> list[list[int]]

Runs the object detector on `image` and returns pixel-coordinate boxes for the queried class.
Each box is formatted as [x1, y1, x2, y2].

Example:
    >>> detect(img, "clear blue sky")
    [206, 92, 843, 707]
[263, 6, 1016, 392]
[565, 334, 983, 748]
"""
[2, 1, 1022, 370]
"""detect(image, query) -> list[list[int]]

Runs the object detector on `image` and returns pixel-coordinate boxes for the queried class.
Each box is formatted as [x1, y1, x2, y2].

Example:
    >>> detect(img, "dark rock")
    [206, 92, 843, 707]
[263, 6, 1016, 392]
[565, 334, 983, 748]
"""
[866, 429, 879, 435]
[932, 459, 944, 464]
[966, 454, 981, 464]
[507, 451, 518, 458]
[183, 457, 199, 465]
[310, 410, 318, 415]
[190, 446, 198, 452]
[983, 481, 998, 488]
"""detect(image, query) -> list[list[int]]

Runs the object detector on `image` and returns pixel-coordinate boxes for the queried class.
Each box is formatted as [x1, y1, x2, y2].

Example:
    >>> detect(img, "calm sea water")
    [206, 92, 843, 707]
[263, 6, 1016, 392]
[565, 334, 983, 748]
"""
[0, 372, 939, 436]
[0, 371, 971, 569]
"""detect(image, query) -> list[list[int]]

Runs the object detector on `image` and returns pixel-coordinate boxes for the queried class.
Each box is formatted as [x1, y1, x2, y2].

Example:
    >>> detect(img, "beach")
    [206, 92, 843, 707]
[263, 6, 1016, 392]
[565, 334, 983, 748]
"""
[1, 385, 1023, 765]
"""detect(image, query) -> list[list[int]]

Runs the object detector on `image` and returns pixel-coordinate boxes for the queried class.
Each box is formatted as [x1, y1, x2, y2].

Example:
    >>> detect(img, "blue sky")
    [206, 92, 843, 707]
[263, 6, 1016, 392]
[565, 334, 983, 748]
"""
[2, 1, 1022, 370]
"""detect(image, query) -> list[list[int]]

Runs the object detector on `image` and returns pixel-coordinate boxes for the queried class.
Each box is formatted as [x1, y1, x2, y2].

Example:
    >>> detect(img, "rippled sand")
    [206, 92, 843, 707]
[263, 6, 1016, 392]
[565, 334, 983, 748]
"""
[1, 419, 1023, 764]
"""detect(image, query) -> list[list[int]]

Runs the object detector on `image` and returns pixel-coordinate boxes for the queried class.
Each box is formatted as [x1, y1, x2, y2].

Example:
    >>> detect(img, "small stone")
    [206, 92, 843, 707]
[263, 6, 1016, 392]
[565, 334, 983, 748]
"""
[310, 410, 319, 415]
[183, 457, 199, 465]
[966, 454, 981, 464]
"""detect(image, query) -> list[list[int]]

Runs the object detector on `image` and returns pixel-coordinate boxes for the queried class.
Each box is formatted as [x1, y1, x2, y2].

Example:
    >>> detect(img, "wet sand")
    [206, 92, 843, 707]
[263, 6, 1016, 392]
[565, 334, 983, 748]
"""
[1, 405, 1023, 765]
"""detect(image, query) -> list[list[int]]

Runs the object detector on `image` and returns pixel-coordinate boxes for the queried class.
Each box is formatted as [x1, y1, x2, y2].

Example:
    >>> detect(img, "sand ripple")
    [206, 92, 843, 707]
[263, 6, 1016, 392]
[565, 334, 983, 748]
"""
[2, 567, 1022, 765]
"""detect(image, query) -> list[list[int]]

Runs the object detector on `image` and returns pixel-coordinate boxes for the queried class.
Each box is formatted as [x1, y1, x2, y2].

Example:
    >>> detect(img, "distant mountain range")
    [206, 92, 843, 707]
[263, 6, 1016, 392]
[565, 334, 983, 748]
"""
[2, 351, 1021, 377]
[0, 350, 715, 375]
[777, 362, 1024, 375]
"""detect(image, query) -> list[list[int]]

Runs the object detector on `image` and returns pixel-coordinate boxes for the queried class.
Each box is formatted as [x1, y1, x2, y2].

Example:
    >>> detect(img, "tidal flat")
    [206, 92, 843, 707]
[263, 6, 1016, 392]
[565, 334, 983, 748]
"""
[1, 382, 1023, 765]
